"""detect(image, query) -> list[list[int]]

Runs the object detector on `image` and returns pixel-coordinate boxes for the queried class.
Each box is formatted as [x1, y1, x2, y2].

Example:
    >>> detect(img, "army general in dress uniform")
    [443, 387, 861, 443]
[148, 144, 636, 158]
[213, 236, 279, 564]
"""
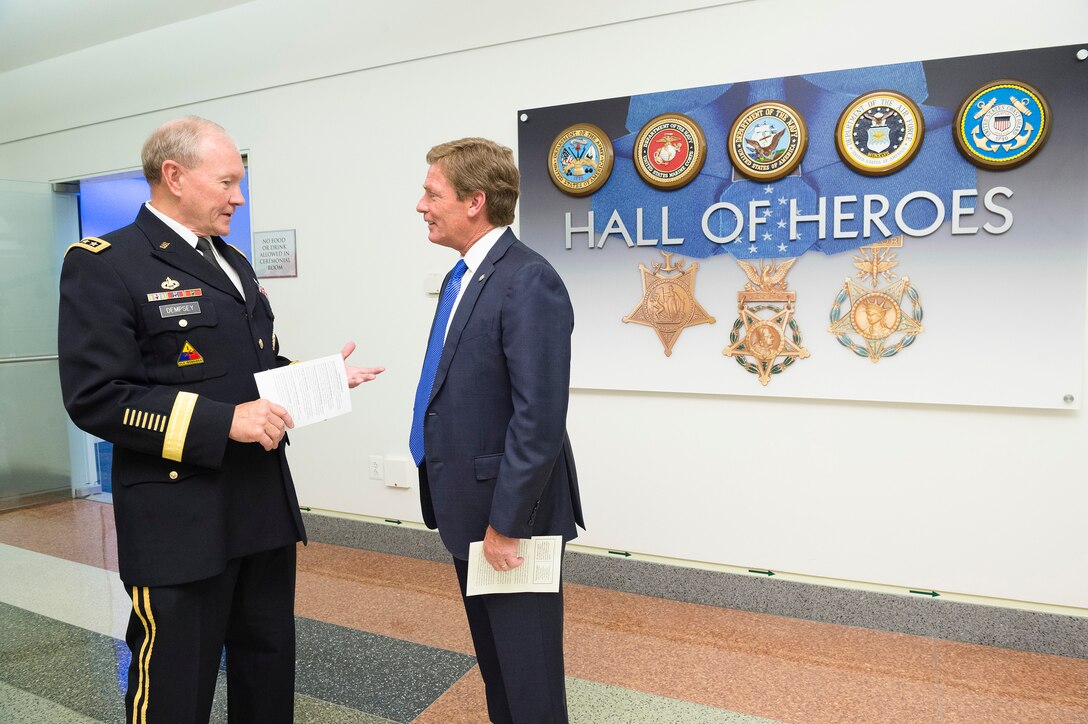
[58, 116, 382, 724]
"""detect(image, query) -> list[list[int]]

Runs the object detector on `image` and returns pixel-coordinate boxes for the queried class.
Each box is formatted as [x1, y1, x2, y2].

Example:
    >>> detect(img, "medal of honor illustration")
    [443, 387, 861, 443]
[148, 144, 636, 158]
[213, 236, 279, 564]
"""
[836, 91, 924, 176]
[828, 235, 923, 362]
[954, 79, 1050, 169]
[728, 101, 808, 181]
[548, 123, 614, 196]
[622, 251, 715, 356]
[633, 113, 707, 190]
[723, 258, 809, 385]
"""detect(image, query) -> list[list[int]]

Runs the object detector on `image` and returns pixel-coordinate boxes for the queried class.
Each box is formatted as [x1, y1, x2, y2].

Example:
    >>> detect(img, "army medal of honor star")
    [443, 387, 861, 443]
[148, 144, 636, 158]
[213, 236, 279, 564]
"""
[723, 258, 809, 385]
[622, 251, 715, 356]
[828, 235, 923, 362]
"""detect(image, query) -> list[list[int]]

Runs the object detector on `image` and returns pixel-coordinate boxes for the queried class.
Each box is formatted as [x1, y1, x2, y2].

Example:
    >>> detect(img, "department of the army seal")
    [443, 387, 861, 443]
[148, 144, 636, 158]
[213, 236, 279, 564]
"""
[836, 91, 924, 176]
[632, 113, 707, 190]
[953, 79, 1050, 170]
[548, 123, 614, 196]
[728, 101, 808, 181]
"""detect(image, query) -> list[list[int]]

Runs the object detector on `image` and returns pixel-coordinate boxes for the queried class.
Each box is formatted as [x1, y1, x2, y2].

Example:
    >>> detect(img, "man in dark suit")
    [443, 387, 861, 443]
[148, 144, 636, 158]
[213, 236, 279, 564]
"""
[58, 116, 382, 723]
[409, 138, 584, 723]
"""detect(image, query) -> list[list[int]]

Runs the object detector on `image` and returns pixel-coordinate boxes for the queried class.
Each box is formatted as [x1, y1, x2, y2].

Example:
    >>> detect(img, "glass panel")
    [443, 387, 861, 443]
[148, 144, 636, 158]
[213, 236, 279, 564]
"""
[0, 360, 71, 506]
[0, 179, 77, 508]
[0, 179, 69, 359]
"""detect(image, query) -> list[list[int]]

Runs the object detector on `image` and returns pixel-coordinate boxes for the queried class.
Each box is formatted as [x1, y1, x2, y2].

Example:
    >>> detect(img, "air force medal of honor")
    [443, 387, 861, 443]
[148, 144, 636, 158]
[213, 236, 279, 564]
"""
[633, 113, 707, 190]
[828, 235, 923, 362]
[723, 258, 809, 385]
[954, 79, 1050, 169]
[836, 91, 924, 176]
[548, 123, 614, 196]
[623, 251, 715, 356]
[728, 101, 808, 181]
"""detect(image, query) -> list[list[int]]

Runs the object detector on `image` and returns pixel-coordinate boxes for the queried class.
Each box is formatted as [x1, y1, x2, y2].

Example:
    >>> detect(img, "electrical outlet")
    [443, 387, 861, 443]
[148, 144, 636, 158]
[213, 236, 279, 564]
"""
[368, 455, 384, 481]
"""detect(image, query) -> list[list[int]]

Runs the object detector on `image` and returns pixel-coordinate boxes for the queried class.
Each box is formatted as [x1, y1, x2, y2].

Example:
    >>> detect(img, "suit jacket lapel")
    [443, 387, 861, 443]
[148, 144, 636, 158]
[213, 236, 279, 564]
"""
[429, 229, 517, 403]
[135, 206, 243, 300]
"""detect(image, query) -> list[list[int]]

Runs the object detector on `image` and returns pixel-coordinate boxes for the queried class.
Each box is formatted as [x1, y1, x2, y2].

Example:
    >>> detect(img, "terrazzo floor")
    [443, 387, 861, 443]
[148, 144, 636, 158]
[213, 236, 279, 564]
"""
[0, 499, 1086, 723]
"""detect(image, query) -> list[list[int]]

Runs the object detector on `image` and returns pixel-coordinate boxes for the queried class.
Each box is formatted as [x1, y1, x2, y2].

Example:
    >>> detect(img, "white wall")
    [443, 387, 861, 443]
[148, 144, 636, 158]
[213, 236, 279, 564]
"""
[2, 0, 1085, 609]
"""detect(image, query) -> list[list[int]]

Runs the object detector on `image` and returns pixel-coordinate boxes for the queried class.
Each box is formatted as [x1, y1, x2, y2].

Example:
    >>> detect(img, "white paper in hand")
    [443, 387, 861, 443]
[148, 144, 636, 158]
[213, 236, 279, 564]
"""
[253, 353, 351, 428]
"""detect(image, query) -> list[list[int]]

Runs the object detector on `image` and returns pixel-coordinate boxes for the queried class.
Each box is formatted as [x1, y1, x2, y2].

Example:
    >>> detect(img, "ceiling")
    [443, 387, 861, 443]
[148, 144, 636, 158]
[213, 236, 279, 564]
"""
[0, 0, 255, 73]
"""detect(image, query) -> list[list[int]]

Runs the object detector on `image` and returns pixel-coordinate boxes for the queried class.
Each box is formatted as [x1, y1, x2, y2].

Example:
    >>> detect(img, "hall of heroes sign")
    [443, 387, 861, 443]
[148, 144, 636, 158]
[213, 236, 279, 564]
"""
[516, 43, 1087, 409]
[254, 229, 297, 279]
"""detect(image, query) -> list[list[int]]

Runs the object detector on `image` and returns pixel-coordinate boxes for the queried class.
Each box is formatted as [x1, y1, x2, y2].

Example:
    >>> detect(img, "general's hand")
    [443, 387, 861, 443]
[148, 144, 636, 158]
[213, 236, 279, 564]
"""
[230, 399, 294, 451]
[483, 525, 524, 572]
[341, 341, 385, 388]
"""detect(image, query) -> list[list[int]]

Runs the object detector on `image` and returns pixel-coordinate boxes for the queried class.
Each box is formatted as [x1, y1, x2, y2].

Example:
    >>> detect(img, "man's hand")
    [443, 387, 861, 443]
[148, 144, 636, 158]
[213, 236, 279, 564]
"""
[483, 525, 523, 572]
[230, 399, 294, 451]
[341, 341, 385, 388]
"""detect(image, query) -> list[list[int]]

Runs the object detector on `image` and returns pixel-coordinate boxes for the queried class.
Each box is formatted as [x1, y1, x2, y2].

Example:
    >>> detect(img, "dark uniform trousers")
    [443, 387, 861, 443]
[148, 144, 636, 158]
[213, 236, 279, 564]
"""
[124, 545, 297, 724]
[57, 207, 307, 723]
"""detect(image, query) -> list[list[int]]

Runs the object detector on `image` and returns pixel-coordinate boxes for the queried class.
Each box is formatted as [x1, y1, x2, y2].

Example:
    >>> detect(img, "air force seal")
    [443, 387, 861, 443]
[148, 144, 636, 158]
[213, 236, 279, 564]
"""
[728, 101, 808, 181]
[954, 80, 1050, 169]
[836, 91, 924, 176]
[633, 113, 707, 190]
[548, 123, 614, 196]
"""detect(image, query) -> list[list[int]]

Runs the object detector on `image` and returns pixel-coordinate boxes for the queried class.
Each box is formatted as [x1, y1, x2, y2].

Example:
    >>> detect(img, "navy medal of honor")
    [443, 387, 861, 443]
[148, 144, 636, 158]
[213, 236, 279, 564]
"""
[633, 113, 707, 190]
[836, 91, 924, 176]
[828, 236, 923, 362]
[723, 258, 809, 385]
[548, 123, 614, 196]
[728, 101, 808, 181]
[622, 251, 715, 356]
[953, 79, 1050, 170]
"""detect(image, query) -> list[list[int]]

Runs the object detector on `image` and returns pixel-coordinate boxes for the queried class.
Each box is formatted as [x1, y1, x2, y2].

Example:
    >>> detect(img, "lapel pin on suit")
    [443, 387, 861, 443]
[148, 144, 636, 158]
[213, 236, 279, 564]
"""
[479, 274, 487, 282]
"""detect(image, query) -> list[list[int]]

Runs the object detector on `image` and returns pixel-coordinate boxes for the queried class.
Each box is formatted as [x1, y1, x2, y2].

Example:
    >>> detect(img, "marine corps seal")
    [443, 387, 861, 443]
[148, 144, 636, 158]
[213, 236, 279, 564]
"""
[723, 258, 809, 385]
[828, 236, 923, 362]
[633, 113, 707, 190]
[623, 252, 715, 356]
[548, 123, 614, 196]
[836, 91, 924, 176]
[953, 79, 1050, 169]
[728, 101, 808, 181]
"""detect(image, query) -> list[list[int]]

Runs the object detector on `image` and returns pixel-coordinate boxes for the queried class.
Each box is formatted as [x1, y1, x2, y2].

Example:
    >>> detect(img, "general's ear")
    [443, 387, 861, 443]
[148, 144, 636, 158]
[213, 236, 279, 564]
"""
[161, 160, 185, 196]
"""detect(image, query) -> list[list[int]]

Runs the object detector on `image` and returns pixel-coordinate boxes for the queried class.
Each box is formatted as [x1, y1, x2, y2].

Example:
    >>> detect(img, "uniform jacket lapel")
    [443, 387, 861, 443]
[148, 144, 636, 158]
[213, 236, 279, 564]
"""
[429, 228, 517, 403]
[134, 206, 243, 301]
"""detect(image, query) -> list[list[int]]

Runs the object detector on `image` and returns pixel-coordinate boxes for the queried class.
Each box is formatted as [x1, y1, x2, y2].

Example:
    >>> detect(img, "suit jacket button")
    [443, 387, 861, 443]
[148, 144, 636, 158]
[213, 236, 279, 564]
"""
[169, 471, 179, 480]
[178, 319, 188, 328]
[258, 338, 265, 349]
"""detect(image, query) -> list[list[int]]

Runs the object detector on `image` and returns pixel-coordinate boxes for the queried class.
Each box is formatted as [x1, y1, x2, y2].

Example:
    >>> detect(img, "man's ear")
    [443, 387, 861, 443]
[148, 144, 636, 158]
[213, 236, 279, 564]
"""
[466, 190, 487, 219]
[161, 160, 184, 196]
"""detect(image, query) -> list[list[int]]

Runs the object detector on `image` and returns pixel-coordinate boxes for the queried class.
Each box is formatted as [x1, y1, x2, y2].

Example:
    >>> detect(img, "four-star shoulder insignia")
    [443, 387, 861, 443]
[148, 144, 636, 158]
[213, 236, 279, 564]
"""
[65, 237, 111, 256]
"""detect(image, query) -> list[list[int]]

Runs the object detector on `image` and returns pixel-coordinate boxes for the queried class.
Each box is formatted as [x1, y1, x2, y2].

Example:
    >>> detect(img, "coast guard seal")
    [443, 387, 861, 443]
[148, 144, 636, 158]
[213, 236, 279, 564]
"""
[953, 79, 1050, 169]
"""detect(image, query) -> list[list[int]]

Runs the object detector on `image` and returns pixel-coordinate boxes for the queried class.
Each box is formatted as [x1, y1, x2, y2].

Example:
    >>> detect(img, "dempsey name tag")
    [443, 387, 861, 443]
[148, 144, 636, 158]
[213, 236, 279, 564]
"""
[158, 301, 202, 318]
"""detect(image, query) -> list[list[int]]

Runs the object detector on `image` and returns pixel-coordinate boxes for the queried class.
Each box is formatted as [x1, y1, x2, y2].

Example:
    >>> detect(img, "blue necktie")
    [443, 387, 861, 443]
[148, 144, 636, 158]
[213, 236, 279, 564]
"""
[409, 259, 468, 465]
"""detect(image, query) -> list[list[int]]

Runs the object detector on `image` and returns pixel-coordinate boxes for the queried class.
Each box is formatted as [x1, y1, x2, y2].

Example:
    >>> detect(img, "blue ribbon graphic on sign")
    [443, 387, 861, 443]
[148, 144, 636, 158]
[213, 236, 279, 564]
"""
[591, 62, 976, 259]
